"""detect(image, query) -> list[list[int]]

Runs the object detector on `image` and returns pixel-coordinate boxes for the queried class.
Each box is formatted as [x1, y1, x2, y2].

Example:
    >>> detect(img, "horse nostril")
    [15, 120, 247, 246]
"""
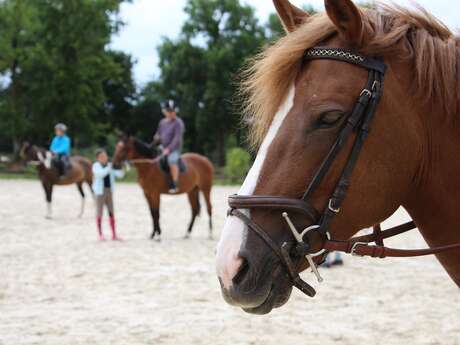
[232, 258, 250, 287]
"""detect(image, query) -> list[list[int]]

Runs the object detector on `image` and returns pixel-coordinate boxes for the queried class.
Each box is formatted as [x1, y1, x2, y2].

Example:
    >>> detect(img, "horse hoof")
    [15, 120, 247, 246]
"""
[183, 234, 190, 240]
[154, 237, 161, 242]
[45, 216, 52, 220]
[208, 235, 214, 241]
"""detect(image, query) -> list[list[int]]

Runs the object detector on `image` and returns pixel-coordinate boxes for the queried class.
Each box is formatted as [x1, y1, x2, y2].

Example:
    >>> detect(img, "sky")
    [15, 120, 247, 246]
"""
[110, 0, 460, 85]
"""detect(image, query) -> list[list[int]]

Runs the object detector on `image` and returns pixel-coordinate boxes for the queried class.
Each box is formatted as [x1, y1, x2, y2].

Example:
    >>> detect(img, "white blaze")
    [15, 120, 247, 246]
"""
[216, 84, 296, 289]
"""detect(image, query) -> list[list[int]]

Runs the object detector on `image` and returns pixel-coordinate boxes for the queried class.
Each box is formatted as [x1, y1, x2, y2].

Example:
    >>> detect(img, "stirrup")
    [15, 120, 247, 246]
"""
[168, 187, 179, 194]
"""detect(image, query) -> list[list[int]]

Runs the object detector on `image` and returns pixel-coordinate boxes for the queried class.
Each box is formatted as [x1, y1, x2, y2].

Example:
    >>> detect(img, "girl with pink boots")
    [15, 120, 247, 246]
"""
[92, 149, 124, 241]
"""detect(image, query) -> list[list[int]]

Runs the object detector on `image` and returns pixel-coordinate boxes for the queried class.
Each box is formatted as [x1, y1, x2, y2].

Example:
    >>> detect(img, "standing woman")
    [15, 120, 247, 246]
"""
[92, 149, 124, 241]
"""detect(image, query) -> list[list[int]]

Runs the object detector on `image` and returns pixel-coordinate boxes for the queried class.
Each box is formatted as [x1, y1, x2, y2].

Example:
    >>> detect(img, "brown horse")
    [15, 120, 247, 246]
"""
[20, 142, 93, 218]
[112, 136, 214, 240]
[216, 0, 460, 314]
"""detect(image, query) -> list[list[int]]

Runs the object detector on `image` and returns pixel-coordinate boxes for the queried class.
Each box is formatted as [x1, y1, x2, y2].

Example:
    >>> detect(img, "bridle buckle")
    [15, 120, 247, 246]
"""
[328, 199, 341, 214]
[351, 242, 368, 256]
[360, 88, 372, 98]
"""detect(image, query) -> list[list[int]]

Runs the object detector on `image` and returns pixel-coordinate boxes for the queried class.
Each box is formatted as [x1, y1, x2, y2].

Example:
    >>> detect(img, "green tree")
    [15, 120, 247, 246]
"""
[225, 147, 251, 182]
[155, 0, 266, 165]
[98, 50, 137, 143]
[0, 0, 38, 154]
[130, 81, 163, 141]
[0, 0, 130, 152]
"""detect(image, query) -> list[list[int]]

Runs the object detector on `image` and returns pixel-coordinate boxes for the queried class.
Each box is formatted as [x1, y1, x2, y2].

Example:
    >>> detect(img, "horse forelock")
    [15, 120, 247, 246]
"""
[243, 2, 460, 150]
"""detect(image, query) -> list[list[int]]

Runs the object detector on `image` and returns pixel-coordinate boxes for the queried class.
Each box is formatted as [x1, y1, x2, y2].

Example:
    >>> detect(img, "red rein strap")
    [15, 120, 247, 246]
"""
[325, 221, 460, 258]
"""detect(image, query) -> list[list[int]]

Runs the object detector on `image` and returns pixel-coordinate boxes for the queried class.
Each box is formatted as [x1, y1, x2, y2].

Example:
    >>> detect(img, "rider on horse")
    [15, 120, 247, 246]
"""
[50, 123, 71, 176]
[154, 100, 185, 194]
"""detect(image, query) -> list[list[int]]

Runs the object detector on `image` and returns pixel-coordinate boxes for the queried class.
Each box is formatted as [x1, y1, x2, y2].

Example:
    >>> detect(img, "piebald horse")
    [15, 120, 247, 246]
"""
[20, 142, 93, 218]
[112, 136, 214, 240]
[216, 0, 460, 314]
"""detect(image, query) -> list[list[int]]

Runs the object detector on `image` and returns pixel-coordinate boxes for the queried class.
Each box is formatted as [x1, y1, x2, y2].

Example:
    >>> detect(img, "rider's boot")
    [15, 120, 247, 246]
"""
[168, 180, 179, 194]
[109, 216, 121, 241]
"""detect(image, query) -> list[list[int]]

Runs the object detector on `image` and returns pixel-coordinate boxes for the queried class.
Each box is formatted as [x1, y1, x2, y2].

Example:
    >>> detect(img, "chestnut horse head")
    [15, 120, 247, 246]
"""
[216, 0, 460, 314]
[20, 142, 41, 162]
[112, 135, 156, 168]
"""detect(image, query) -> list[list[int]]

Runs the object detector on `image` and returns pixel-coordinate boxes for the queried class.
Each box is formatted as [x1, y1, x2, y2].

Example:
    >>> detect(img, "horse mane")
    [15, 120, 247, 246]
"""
[132, 137, 155, 158]
[243, 2, 460, 148]
[31, 144, 47, 154]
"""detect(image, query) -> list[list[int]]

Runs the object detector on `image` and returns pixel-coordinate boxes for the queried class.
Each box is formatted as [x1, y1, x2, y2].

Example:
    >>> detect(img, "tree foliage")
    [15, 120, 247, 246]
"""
[0, 0, 329, 167]
[0, 0, 130, 152]
[154, 0, 268, 164]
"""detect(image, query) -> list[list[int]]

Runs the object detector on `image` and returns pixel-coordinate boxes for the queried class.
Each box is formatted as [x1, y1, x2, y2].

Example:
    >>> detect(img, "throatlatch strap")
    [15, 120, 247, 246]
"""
[351, 221, 416, 244]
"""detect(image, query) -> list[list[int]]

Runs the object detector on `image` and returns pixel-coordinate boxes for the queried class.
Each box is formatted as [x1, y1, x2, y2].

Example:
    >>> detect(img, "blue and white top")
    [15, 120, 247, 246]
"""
[50, 135, 71, 156]
[92, 162, 124, 195]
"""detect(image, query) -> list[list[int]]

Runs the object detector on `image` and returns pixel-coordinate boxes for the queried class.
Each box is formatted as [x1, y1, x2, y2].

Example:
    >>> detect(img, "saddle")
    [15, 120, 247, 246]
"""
[158, 155, 187, 175]
[52, 155, 72, 177]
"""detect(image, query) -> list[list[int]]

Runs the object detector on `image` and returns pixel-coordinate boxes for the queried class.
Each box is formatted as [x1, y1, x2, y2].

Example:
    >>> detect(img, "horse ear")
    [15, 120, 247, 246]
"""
[273, 0, 309, 33]
[324, 0, 364, 46]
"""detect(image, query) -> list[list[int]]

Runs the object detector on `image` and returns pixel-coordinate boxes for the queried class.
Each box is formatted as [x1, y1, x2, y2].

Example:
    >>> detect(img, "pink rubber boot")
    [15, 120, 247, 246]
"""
[109, 216, 121, 241]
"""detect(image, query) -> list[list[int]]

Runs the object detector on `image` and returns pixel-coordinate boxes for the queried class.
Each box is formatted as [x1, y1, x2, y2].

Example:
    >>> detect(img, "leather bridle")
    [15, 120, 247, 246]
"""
[227, 47, 460, 298]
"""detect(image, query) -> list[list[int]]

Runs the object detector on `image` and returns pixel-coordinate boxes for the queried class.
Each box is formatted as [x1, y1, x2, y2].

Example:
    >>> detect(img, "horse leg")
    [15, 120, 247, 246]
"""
[43, 183, 53, 219]
[77, 182, 85, 218]
[185, 187, 201, 239]
[201, 186, 213, 239]
[146, 193, 161, 241]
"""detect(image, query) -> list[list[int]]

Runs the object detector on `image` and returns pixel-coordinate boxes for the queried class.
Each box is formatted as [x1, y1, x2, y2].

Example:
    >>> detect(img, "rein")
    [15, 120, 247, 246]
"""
[227, 47, 460, 298]
[127, 158, 157, 164]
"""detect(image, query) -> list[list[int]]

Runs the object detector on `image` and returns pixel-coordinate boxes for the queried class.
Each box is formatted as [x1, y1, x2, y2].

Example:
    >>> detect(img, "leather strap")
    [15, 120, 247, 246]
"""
[229, 208, 285, 259]
[302, 71, 376, 201]
[351, 221, 416, 244]
[229, 208, 317, 297]
[228, 195, 319, 221]
[324, 239, 460, 258]
[372, 224, 384, 246]
[304, 47, 387, 74]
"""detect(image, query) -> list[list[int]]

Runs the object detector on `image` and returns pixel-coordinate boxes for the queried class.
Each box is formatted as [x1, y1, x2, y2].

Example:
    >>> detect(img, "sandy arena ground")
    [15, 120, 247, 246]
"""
[0, 179, 459, 345]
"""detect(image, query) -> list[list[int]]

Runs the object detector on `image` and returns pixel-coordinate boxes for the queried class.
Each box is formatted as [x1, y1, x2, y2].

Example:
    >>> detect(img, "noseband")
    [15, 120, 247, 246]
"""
[227, 47, 460, 298]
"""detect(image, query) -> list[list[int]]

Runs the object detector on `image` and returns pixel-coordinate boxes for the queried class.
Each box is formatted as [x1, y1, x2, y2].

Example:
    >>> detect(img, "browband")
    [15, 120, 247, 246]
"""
[304, 47, 387, 74]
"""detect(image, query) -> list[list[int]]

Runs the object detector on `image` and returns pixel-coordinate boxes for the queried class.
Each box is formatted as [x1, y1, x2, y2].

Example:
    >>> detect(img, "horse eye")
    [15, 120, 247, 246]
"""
[316, 111, 344, 128]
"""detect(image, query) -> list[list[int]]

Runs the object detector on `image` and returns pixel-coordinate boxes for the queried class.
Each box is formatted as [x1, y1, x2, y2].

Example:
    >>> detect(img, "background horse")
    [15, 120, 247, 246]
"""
[20, 142, 93, 218]
[113, 136, 214, 240]
[216, 0, 460, 314]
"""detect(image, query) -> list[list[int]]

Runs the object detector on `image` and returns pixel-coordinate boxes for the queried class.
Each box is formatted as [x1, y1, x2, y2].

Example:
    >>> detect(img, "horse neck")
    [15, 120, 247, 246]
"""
[403, 102, 460, 285]
[129, 149, 157, 181]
